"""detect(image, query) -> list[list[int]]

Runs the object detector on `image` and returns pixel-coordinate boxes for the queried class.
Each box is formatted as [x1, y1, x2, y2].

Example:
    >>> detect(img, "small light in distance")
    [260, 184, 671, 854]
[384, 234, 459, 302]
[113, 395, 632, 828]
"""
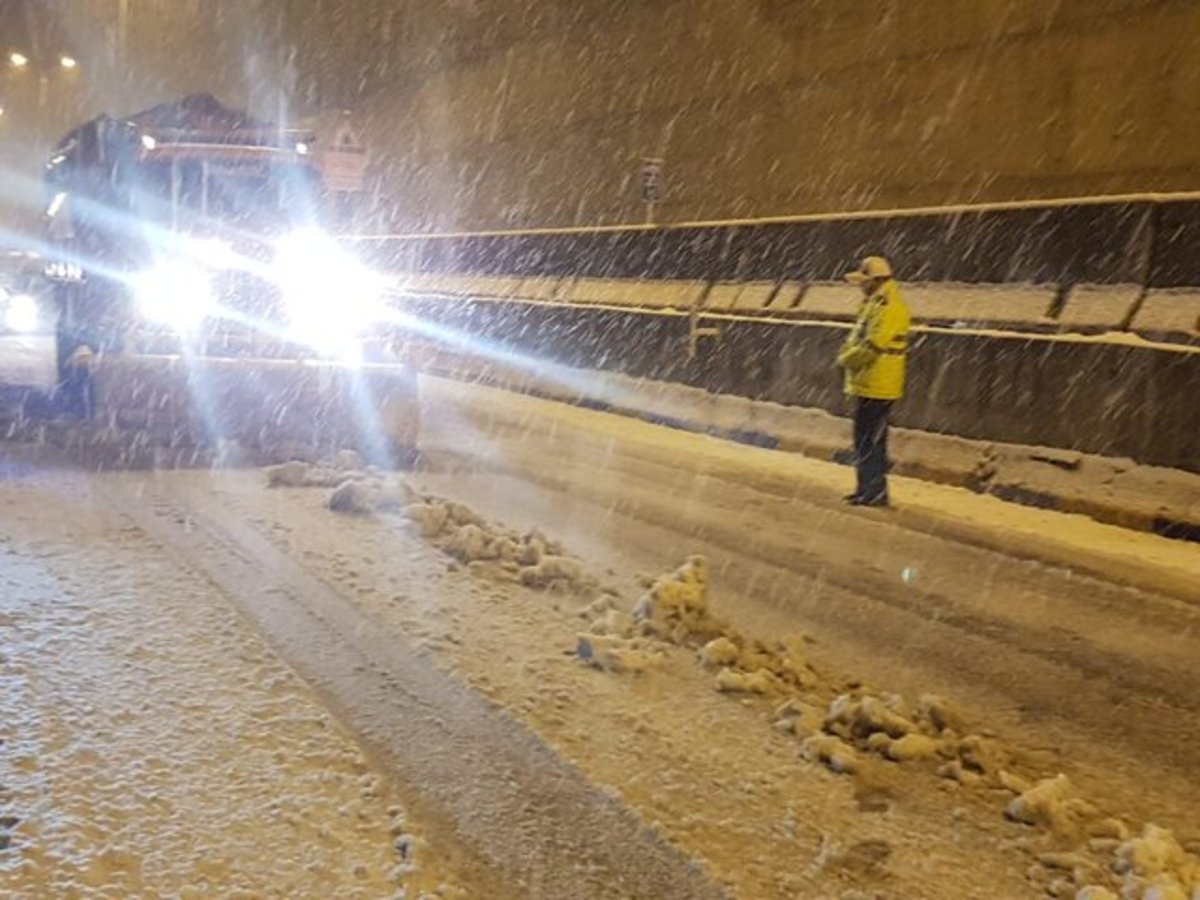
[295, 141, 309, 155]
[47, 191, 67, 217]
[59, 55, 77, 70]
[6, 294, 40, 333]
[132, 262, 216, 334]
[9, 51, 28, 68]
[141, 134, 157, 150]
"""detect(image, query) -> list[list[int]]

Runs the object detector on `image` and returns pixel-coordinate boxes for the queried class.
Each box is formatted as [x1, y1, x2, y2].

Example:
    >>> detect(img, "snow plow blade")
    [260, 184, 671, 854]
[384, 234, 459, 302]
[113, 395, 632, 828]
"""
[64, 355, 419, 469]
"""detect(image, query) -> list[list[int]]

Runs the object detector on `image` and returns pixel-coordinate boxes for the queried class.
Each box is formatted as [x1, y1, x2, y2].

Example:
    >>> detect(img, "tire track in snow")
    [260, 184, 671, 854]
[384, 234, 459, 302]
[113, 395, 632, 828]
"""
[101, 478, 729, 900]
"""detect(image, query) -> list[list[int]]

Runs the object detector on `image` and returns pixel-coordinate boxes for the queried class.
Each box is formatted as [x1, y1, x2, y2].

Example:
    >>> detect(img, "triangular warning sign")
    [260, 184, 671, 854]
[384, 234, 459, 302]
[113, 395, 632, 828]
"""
[333, 121, 362, 151]
[319, 120, 368, 193]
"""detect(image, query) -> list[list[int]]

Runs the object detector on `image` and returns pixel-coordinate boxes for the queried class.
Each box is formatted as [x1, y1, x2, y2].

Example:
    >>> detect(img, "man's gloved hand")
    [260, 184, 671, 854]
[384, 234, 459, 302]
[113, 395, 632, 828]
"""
[837, 342, 872, 371]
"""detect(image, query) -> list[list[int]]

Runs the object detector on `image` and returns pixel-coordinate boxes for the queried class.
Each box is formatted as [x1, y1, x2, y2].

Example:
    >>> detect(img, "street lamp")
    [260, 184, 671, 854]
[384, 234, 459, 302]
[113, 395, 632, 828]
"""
[1, 50, 82, 146]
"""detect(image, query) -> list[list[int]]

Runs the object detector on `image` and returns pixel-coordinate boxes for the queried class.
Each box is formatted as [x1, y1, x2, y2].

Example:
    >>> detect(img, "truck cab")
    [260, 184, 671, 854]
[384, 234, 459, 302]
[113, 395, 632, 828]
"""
[43, 94, 325, 379]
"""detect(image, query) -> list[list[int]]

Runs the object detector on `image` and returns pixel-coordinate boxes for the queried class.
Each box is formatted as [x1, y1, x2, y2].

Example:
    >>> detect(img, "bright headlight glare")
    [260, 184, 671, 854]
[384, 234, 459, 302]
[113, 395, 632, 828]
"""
[189, 237, 237, 269]
[274, 231, 382, 357]
[6, 293, 38, 333]
[133, 262, 215, 333]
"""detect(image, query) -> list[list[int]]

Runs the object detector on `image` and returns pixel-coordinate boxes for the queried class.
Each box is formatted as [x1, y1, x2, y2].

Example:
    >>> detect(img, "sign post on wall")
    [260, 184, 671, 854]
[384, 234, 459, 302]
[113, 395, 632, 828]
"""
[318, 114, 369, 229]
[320, 117, 368, 192]
[640, 157, 663, 225]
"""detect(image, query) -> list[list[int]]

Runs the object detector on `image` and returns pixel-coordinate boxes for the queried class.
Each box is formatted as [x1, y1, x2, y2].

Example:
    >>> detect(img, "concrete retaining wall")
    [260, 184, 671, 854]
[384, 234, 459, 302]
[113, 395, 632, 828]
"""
[399, 296, 1200, 473]
[352, 198, 1198, 289]
[351, 197, 1199, 472]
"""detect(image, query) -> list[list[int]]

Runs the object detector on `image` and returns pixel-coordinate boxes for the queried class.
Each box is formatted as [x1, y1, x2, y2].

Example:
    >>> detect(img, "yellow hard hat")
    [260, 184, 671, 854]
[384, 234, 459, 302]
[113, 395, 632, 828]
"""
[844, 256, 894, 284]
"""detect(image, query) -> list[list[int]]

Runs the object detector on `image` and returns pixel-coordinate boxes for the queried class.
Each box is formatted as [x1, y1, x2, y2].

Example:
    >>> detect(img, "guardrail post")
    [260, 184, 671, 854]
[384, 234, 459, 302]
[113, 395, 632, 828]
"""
[687, 307, 720, 359]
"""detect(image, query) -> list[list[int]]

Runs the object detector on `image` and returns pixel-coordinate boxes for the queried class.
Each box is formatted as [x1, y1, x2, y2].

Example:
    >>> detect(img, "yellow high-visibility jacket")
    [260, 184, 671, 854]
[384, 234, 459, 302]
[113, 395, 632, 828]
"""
[836, 279, 911, 400]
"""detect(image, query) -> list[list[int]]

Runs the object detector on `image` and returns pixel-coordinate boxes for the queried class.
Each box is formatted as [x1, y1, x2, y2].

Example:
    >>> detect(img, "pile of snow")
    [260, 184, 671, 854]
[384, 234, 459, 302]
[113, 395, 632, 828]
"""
[262, 457, 414, 515]
[329, 479, 377, 514]
[396, 495, 594, 594]
[569, 554, 1200, 900]
[574, 556, 726, 674]
[425, 508, 592, 592]
[631, 556, 725, 644]
[794, 690, 950, 774]
[575, 628, 663, 674]
[1004, 774, 1115, 842]
[1019, 821, 1200, 899]
[574, 556, 826, 688]
[799, 733, 861, 774]
[265, 457, 368, 490]
[705, 631, 818, 695]
[1067, 824, 1200, 900]
[265, 460, 594, 593]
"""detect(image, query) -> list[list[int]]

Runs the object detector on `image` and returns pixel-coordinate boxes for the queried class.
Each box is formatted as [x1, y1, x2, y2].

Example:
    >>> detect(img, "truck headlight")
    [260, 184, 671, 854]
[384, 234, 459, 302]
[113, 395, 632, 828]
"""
[133, 261, 216, 334]
[273, 230, 382, 358]
[5, 293, 40, 333]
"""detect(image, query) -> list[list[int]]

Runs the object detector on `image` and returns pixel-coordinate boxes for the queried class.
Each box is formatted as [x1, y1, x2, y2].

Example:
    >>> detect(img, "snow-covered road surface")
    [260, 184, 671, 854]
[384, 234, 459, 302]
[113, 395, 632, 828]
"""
[0, 372, 1197, 898]
[0, 468, 474, 898]
[412, 377, 1200, 815]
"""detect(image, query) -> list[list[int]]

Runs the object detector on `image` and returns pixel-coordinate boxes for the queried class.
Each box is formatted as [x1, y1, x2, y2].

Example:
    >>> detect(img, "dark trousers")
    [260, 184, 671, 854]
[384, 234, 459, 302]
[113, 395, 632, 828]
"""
[853, 398, 893, 502]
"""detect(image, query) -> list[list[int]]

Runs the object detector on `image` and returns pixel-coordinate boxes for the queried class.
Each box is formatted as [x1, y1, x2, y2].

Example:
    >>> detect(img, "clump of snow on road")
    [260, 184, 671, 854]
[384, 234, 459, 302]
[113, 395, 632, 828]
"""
[266, 459, 347, 488]
[1005, 774, 1105, 840]
[415, 503, 594, 593]
[1100, 824, 1200, 900]
[631, 556, 721, 640]
[330, 478, 378, 513]
[279, 464, 1200, 900]
[568, 551, 1200, 900]
[1060, 824, 1200, 900]
[576, 555, 823, 690]
[266, 458, 416, 517]
[267, 460, 596, 595]
[577, 556, 719, 674]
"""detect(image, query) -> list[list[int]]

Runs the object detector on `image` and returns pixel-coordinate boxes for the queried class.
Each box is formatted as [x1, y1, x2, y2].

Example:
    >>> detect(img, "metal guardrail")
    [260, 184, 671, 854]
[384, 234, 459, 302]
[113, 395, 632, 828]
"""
[346, 194, 1200, 289]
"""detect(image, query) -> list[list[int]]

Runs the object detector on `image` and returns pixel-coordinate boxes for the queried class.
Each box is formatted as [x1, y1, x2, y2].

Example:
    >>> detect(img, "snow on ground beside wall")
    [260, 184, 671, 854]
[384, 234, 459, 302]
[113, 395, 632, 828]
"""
[0, 472, 461, 899]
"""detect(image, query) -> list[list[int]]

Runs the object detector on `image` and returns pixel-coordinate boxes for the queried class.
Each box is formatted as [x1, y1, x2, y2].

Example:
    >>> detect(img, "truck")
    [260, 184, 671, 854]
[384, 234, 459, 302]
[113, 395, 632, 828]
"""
[43, 94, 391, 373]
[37, 94, 417, 465]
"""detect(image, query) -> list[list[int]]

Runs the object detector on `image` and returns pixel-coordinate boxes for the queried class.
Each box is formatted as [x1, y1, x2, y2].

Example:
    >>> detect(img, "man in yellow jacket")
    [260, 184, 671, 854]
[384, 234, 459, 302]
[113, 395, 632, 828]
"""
[836, 256, 911, 507]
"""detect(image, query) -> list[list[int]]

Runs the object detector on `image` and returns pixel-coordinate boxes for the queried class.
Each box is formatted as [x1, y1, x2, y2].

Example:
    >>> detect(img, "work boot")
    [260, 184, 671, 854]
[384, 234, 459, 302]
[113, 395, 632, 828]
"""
[849, 494, 890, 508]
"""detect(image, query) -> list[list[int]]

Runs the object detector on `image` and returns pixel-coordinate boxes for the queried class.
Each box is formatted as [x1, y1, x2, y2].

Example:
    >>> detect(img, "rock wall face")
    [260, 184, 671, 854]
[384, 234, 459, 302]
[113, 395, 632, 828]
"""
[299, 0, 1200, 230]
[6, 2, 1197, 232]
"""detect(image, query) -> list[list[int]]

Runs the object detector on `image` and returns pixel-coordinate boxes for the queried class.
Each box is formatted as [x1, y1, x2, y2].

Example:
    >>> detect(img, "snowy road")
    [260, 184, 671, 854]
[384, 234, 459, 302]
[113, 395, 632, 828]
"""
[0, 465, 481, 898]
[413, 377, 1200, 814]
[1, 372, 1197, 898]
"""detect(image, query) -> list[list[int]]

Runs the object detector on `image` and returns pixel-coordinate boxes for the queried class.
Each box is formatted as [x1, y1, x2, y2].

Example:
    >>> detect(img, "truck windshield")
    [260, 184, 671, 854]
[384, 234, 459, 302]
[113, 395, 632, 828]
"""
[131, 157, 319, 236]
